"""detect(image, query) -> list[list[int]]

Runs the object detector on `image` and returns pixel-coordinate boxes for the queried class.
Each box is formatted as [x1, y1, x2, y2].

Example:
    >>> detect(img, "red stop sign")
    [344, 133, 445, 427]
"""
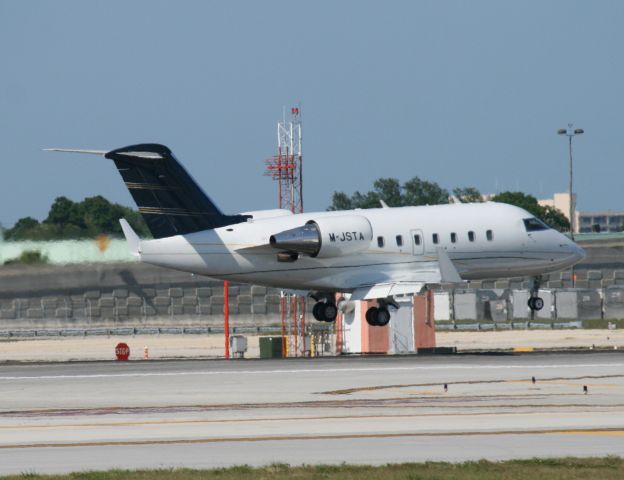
[115, 342, 130, 361]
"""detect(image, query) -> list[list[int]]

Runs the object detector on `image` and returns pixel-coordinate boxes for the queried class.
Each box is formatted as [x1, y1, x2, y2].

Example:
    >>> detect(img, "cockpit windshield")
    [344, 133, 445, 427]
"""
[523, 217, 549, 232]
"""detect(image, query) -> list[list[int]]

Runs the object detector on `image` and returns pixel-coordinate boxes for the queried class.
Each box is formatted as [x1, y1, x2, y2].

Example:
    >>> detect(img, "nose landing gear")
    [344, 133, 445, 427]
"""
[528, 296, 544, 311]
[528, 275, 544, 311]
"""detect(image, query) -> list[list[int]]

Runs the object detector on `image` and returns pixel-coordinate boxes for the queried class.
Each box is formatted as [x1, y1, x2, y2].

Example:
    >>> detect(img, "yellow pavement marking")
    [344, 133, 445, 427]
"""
[397, 390, 440, 395]
[554, 430, 624, 437]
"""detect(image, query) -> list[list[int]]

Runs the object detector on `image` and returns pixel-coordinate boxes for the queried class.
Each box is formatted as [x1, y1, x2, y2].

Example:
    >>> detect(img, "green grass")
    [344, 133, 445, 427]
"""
[3, 250, 48, 265]
[4, 458, 624, 480]
[582, 318, 624, 329]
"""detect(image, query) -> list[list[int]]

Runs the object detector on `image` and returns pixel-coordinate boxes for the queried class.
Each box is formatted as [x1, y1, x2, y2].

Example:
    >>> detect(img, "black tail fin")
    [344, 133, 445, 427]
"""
[105, 144, 248, 239]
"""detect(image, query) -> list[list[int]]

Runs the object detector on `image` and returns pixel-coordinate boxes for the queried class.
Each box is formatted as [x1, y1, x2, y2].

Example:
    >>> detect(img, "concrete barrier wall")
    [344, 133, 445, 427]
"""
[453, 290, 478, 320]
[555, 291, 578, 319]
[605, 287, 624, 319]
[0, 263, 303, 330]
[441, 287, 612, 327]
[3, 263, 624, 333]
[433, 291, 450, 321]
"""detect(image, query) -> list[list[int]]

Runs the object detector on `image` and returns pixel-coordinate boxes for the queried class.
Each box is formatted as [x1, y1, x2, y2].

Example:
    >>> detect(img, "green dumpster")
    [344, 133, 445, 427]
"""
[259, 336, 283, 358]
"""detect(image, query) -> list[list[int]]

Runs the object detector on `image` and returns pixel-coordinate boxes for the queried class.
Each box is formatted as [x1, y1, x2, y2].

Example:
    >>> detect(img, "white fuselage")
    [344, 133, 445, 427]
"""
[136, 202, 585, 292]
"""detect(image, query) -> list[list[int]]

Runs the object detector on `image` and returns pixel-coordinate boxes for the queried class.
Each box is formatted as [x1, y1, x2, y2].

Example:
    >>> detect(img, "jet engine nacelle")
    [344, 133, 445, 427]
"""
[270, 215, 373, 258]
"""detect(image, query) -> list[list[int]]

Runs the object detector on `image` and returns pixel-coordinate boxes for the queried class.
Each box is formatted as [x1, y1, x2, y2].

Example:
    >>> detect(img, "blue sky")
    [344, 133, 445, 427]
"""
[1, 1, 622, 227]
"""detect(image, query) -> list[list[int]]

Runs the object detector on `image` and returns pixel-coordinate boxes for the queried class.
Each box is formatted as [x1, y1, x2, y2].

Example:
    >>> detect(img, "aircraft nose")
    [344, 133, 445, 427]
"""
[572, 243, 586, 263]
[562, 235, 586, 263]
[555, 233, 585, 266]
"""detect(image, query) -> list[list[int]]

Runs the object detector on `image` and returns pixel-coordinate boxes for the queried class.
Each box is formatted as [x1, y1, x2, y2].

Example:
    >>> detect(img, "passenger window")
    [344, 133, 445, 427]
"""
[468, 231, 475, 242]
[413, 234, 421, 246]
[377, 236, 385, 248]
[450, 232, 457, 243]
[396, 235, 403, 247]
[486, 230, 493, 241]
[432, 233, 439, 244]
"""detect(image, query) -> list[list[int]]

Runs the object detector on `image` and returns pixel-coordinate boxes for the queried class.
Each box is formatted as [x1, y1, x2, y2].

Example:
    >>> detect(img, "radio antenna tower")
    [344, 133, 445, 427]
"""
[265, 107, 303, 213]
[265, 107, 305, 357]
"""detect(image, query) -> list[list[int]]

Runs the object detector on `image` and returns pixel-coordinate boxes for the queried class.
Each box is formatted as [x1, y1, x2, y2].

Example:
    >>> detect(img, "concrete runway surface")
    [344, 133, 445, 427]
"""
[1, 353, 624, 474]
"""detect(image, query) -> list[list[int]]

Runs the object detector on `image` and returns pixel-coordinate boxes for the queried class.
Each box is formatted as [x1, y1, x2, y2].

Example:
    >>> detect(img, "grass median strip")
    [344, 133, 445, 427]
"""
[2, 458, 624, 479]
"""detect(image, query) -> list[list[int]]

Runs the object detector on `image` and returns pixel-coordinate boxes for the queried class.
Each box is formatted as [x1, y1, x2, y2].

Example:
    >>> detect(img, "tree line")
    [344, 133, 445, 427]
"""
[3, 196, 150, 241]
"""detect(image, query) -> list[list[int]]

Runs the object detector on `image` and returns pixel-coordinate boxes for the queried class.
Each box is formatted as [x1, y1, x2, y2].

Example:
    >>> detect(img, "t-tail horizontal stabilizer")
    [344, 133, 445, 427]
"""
[44, 148, 107, 156]
[119, 219, 140, 257]
[47, 144, 250, 239]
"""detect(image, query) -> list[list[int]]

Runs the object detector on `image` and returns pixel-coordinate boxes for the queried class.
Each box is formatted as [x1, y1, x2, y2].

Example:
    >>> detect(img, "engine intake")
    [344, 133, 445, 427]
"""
[270, 215, 373, 258]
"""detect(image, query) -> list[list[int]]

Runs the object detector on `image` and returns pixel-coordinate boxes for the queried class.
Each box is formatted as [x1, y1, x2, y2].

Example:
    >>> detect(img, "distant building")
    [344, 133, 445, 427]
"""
[538, 192, 577, 232]
[538, 192, 575, 221]
[577, 211, 624, 233]
[539, 192, 624, 233]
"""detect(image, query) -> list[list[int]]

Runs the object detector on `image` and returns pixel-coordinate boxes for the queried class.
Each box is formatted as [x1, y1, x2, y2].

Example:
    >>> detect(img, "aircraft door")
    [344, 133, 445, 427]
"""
[410, 229, 424, 256]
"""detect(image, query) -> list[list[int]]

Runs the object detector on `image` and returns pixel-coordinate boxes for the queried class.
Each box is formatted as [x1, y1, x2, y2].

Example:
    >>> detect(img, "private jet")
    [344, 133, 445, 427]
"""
[49, 144, 586, 326]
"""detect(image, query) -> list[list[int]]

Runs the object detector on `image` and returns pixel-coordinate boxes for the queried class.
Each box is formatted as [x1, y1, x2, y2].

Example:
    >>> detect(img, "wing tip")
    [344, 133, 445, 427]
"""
[119, 219, 141, 257]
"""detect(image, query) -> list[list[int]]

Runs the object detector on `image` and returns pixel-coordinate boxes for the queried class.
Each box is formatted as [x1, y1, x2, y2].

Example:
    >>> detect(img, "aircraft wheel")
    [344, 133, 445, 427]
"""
[528, 297, 544, 311]
[365, 307, 379, 326]
[312, 302, 325, 321]
[532, 297, 544, 311]
[322, 303, 338, 322]
[376, 307, 391, 326]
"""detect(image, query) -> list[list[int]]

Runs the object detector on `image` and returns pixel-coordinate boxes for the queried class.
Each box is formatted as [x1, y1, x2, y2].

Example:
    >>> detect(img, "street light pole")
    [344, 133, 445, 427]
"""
[568, 133, 574, 239]
[557, 124, 584, 241]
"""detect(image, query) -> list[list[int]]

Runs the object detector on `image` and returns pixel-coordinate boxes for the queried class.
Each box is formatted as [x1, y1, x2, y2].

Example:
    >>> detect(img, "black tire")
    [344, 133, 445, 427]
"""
[312, 302, 325, 321]
[365, 307, 379, 326]
[376, 307, 391, 326]
[533, 297, 544, 311]
[323, 303, 338, 322]
[527, 298, 535, 310]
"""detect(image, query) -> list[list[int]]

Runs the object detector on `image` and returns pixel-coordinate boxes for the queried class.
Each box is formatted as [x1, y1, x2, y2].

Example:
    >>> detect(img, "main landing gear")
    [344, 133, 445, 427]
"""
[311, 293, 338, 323]
[310, 293, 398, 326]
[365, 306, 390, 326]
[312, 302, 338, 322]
[365, 298, 398, 327]
[528, 275, 544, 311]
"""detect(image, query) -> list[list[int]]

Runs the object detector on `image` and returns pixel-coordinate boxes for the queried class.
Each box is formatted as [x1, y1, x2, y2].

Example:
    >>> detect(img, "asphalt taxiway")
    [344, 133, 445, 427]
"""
[1, 353, 623, 474]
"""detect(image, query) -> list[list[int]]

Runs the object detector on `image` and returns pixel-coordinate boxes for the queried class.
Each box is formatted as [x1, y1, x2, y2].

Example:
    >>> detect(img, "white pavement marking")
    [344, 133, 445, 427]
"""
[2, 362, 623, 381]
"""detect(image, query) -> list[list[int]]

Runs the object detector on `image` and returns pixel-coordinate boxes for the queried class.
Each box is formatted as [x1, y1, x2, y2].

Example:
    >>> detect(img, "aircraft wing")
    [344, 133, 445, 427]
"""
[233, 243, 274, 254]
[436, 247, 463, 283]
[350, 248, 464, 300]
[350, 282, 426, 301]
